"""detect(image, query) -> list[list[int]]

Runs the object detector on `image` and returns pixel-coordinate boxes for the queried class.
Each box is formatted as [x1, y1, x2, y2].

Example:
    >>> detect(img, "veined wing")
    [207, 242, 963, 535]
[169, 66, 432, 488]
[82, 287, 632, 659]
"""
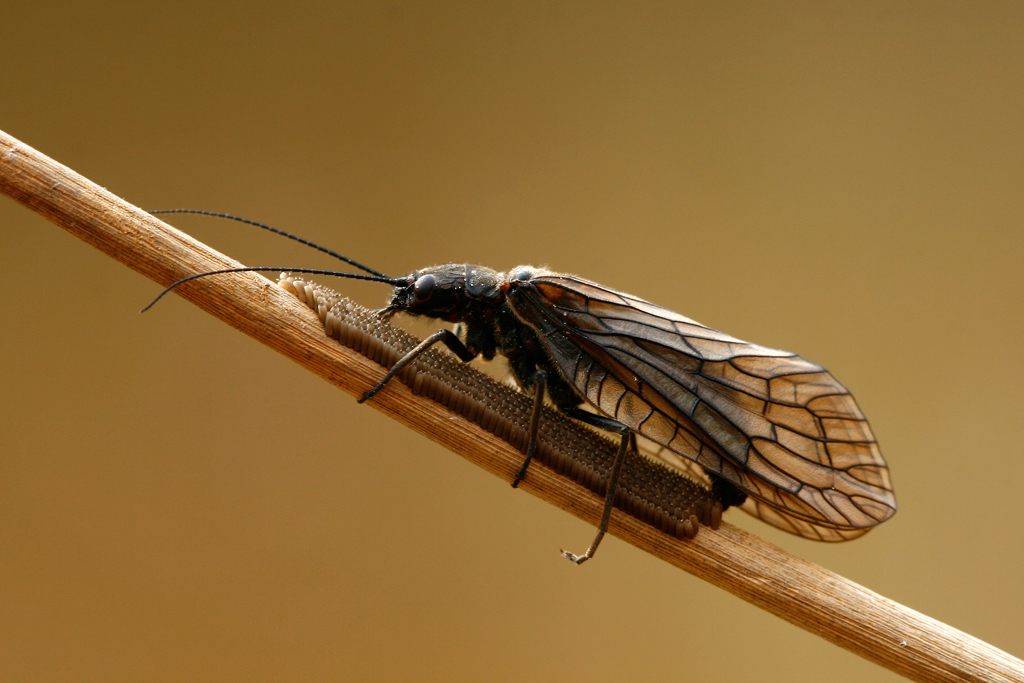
[507, 272, 896, 540]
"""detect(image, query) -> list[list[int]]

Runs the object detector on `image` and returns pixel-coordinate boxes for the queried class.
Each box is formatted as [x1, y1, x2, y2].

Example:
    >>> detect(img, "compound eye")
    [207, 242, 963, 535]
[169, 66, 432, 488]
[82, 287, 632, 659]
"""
[511, 268, 532, 283]
[412, 273, 436, 303]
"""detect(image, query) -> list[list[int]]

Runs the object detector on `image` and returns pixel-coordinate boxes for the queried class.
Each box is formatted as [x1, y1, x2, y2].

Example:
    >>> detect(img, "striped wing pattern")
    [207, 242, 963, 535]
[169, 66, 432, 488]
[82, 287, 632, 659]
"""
[507, 272, 896, 541]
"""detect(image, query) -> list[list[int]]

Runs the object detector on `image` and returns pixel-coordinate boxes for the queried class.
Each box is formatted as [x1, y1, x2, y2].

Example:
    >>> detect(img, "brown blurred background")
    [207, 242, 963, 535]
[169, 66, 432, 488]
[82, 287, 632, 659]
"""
[2, 3, 1022, 681]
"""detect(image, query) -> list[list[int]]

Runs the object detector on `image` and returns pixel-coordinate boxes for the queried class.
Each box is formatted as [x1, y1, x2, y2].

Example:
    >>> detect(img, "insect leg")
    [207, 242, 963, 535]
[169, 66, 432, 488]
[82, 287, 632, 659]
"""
[511, 370, 547, 488]
[359, 329, 476, 403]
[557, 407, 632, 565]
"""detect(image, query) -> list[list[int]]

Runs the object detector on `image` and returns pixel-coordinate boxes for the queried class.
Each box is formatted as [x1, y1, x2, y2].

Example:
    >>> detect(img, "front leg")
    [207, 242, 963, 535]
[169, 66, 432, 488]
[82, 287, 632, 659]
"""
[359, 329, 477, 403]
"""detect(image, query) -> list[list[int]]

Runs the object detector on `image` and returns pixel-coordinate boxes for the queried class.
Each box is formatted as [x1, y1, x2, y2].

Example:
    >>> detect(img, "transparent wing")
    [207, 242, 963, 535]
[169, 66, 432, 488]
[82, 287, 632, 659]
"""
[642, 442, 874, 541]
[508, 273, 896, 540]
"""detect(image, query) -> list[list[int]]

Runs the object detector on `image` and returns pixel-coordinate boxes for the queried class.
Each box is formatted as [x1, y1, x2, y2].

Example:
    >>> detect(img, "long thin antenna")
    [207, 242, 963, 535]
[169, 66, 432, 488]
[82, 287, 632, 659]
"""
[149, 209, 390, 278]
[141, 267, 406, 313]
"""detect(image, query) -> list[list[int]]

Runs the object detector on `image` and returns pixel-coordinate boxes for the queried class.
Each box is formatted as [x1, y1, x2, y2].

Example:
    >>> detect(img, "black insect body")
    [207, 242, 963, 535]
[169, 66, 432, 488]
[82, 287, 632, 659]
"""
[148, 211, 898, 562]
[376, 264, 594, 414]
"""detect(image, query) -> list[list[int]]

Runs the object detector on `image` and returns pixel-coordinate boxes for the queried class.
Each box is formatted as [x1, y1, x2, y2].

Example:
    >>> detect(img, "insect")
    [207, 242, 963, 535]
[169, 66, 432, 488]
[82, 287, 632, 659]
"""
[148, 211, 897, 562]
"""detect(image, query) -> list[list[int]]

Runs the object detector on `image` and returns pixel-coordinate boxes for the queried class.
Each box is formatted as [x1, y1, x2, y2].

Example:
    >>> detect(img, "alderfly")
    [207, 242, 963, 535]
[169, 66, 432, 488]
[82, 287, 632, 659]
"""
[147, 210, 897, 563]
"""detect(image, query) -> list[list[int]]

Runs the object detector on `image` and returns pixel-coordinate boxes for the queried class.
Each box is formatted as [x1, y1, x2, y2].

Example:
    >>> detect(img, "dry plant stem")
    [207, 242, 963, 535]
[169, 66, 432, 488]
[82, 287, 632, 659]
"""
[2, 128, 1021, 683]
